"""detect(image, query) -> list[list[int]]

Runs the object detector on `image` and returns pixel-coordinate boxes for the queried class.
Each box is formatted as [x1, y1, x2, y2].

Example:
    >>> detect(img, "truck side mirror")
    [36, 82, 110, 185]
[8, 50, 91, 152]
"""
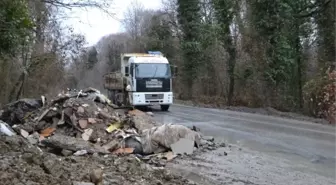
[125, 66, 129, 76]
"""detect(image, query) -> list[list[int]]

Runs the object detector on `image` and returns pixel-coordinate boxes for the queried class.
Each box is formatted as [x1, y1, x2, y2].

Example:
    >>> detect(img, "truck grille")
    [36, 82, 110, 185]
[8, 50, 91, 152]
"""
[145, 94, 163, 100]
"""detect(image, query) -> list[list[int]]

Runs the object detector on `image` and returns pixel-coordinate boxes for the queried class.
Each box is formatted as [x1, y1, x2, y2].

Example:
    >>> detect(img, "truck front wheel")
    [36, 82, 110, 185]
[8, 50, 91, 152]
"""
[160, 105, 170, 111]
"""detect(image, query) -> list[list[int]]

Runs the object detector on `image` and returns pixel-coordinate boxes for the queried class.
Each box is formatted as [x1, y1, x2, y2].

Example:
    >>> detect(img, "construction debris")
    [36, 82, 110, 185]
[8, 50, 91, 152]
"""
[0, 87, 225, 184]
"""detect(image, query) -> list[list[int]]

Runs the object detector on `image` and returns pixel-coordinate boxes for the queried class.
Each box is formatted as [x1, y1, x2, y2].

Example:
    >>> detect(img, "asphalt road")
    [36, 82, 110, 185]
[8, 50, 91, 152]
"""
[152, 104, 336, 185]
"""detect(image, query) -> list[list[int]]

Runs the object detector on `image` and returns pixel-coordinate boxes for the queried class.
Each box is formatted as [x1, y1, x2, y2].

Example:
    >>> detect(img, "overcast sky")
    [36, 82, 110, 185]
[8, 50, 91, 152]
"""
[63, 0, 162, 46]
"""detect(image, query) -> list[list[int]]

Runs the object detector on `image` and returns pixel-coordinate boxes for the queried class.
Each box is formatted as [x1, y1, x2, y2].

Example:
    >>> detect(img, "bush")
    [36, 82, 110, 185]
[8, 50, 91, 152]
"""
[303, 67, 336, 124]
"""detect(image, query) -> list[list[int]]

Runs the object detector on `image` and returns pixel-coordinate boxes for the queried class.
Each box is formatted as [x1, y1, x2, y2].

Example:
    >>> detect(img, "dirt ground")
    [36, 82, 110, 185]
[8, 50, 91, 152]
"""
[0, 134, 195, 185]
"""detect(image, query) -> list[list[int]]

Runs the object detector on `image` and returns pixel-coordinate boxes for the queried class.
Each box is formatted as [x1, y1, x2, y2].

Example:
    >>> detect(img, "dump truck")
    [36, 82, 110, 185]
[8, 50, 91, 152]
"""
[103, 51, 177, 111]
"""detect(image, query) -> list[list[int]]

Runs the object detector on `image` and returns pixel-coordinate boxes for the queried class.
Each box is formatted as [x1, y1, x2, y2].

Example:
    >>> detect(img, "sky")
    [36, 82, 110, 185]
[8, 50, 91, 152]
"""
[63, 0, 162, 46]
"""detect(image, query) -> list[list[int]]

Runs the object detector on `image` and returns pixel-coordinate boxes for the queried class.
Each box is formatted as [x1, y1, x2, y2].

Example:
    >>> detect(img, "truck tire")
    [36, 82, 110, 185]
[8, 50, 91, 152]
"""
[160, 105, 170, 111]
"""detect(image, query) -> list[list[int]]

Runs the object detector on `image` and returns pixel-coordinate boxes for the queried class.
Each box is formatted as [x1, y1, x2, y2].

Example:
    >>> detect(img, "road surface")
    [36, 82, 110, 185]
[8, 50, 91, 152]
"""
[152, 104, 336, 185]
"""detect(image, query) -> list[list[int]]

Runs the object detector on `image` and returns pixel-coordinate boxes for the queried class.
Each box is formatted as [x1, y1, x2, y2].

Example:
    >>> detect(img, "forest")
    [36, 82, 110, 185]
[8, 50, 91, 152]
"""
[0, 0, 335, 122]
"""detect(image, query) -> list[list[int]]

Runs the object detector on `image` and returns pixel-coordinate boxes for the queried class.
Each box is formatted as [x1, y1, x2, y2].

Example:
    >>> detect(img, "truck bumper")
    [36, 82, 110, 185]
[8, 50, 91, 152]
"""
[131, 92, 173, 106]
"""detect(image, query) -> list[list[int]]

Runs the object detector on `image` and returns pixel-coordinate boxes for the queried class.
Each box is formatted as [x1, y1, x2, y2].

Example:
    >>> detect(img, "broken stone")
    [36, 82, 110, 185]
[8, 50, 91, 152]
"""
[141, 124, 200, 154]
[200, 139, 210, 146]
[77, 106, 85, 114]
[20, 129, 29, 138]
[88, 118, 96, 124]
[146, 112, 154, 116]
[27, 132, 40, 144]
[82, 128, 93, 141]
[90, 169, 103, 185]
[78, 119, 88, 129]
[130, 110, 157, 132]
[171, 138, 194, 155]
[164, 152, 176, 161]
[73, 150, 88, 156]
[61, 149, 73, 156]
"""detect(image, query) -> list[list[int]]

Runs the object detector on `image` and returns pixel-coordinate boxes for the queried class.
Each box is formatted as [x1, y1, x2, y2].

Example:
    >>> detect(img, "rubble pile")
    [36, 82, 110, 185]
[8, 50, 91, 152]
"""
[0, 87, 223, 184]
[0, 133, 193, 185]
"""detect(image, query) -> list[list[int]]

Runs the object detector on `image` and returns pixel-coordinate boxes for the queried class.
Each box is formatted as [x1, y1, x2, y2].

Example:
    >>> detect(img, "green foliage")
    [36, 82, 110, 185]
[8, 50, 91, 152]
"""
[212, 0, 235, 40]
[0, 0, 33, 55]
[146, 14, 175, 60]
[176, 0, 203, 98]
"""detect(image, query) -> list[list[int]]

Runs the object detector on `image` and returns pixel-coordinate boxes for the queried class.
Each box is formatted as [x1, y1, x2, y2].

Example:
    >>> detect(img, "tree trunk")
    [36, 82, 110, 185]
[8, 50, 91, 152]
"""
[227, 44, 236, 106]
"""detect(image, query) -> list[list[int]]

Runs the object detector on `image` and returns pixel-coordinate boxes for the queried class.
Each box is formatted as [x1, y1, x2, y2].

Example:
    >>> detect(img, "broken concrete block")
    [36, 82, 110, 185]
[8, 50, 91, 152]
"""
[77, 106, 85, 114]
[73, 150, 88, 156]
[20, 129, 29, 138]
[79, 119, 88, 129]
[27, 132, 40, 145]
[90, 169, 103, 185]
[170, 138, 194, 155]
[88, 118, 96, 124]
[82, 128, 93, 141]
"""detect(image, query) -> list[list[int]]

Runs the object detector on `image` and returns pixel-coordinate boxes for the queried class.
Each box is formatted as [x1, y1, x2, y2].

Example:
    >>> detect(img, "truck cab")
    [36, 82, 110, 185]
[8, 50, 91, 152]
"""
[104, 51, 176, 111]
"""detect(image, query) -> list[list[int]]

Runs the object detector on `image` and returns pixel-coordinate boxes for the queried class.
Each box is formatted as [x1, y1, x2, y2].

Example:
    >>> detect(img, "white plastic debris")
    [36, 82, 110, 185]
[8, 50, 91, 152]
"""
[0, 121, 16, 136]
[73, 150, 88, 156]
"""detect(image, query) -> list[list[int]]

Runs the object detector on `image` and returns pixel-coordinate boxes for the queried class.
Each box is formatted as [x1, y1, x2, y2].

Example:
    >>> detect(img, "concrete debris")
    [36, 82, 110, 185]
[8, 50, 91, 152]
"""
[171, 138, 195, 155]
[27, 132, 40, 144]
[90, 168, 103, 185]
[140, 124, 201, 154]
[74, 150, 88, 156]
[0, 87, 224, 184]
[20, 129, 29, 138]
[79, 119, 88, 129]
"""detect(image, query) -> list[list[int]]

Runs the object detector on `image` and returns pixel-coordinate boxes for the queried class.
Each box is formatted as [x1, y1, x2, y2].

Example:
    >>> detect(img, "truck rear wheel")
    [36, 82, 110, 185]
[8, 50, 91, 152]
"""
[160, 105, 170, 111]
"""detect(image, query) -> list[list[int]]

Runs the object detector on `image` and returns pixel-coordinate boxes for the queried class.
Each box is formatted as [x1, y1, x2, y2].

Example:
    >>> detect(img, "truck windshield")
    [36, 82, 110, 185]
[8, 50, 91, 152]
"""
[135, 63, 171, 78]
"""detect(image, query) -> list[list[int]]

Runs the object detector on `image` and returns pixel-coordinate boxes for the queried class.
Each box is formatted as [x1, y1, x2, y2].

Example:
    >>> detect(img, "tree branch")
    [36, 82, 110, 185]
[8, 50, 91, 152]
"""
[295, 0, 332, 18]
